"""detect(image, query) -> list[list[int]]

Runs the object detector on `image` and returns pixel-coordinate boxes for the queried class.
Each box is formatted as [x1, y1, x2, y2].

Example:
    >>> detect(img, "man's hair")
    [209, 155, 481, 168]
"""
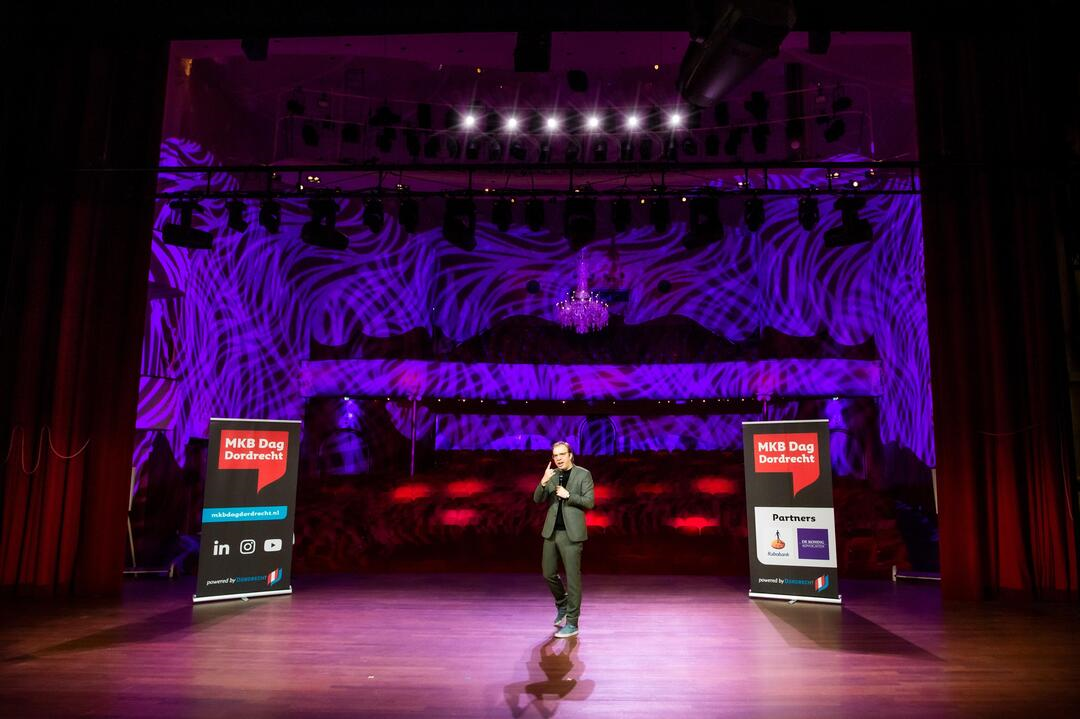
[552, 440, 573, 454]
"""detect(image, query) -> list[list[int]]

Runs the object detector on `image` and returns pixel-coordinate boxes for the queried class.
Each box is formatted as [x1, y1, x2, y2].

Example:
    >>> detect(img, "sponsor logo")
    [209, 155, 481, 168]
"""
[240, 539, 256, 555]
[797, 528, 830, 561]
[218, 430, 290, 492]
[752, 432, 821, 495]
[814, 574, 830, 592]
[212, 540, 230, 556]
[267, 568, 283, 587]
[264, 538, 283, 552]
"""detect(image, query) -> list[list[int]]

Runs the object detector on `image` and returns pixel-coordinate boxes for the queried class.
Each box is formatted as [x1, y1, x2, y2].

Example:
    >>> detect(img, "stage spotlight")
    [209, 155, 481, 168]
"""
[259, 199, 281, 233]
[564, 196, 597, 250]
[538, 140, 552, 163]
[524, 198, 545, 231]
[163, 200, 212, 249]
[492, 198, 513, 232]
[443, 198, 477, 251]
[504, 116, 519, 132]
[488, 140, 503, 161]
[824, 196, 873, 247]
[363, 197, 385, 233]
[462, 113, 477, 130]
[649, 197, 671, 233]
[797, 195, 820, 230]
[546, 116, 560, 132]
[398, 196, 420, 233]
[683, 196, 722, 249]
[226, 200, 248, 233]
[626, 114, 640, 130]
[302, 198, 349, 250]
[465, 138, 480, 160]
[612, 198, 632, 233]
[744, 196, 765, 232]
[668, 112, 683, 128]
[586, 114, 601, 131]
[619, 138, 633, 161]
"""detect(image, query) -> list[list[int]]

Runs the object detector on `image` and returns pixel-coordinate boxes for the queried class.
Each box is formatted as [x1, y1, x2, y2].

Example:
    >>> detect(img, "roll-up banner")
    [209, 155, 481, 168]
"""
[194, 418, 301, 603]
[742, 419, 841, 604]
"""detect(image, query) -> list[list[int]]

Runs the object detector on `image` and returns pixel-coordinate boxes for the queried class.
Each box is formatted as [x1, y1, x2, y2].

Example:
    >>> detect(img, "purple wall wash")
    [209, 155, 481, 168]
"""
[301, 358, 881, 399]
[138, 137, 933, 477]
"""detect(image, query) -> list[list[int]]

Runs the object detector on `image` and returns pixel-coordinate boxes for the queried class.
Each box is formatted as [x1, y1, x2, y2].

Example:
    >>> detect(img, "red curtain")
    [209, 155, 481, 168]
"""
[0, 39, 167, 596]
[914, 24, 1079, 599]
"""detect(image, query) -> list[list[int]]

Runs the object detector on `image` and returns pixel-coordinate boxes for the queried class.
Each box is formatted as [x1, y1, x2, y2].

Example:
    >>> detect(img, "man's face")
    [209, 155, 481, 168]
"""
[552, 445, 572, 470]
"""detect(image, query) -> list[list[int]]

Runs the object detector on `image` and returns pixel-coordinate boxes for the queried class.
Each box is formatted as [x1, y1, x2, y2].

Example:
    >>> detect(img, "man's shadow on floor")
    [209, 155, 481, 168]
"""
[503, 635, 596, 718]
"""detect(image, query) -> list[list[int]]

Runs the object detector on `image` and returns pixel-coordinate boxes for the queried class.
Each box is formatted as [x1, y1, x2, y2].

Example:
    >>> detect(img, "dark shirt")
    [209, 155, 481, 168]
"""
[554, 469, 570, 530]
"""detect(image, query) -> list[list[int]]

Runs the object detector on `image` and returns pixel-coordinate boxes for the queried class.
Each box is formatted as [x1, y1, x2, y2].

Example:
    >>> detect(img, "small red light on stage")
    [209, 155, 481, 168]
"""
[392, 484, 433, 502]
[586, 514, 611, 528]
[592, 486, 615, 501]
[694, 478, 738, 495]
[670, 516, 719, 533]
[447, 479, 487, 497]
[441, 509, 479, 526]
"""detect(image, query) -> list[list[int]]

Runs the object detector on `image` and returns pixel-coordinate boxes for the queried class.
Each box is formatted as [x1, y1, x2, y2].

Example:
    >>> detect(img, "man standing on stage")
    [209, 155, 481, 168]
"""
[533, 440, 595, 638]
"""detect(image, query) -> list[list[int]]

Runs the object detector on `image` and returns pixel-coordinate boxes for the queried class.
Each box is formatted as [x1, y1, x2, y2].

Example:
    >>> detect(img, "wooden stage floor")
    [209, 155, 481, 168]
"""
[2, 573, 1079, 718]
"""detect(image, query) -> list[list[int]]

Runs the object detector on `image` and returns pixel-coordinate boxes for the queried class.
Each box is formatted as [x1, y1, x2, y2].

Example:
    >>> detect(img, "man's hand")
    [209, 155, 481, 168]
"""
[555, 485, 570, 499]
[540, 462, 556, 486]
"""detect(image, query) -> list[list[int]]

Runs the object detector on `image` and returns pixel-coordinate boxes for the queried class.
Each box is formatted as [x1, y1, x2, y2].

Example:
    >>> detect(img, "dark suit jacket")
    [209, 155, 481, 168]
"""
[532, 465, 595, 542]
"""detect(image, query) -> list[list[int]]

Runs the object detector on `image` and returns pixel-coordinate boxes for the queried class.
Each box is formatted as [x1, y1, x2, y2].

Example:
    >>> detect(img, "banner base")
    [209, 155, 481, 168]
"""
[749, 590, 842, 605]
[193, 587, 293, 604]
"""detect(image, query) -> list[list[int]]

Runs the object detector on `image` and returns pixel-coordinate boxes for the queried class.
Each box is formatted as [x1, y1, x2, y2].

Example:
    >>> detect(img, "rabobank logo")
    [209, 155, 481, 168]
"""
[267, 568, 284, 587]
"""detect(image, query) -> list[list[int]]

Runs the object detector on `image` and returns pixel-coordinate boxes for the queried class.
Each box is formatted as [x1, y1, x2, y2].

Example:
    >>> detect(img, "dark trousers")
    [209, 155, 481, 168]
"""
[542, 530, 583, 624]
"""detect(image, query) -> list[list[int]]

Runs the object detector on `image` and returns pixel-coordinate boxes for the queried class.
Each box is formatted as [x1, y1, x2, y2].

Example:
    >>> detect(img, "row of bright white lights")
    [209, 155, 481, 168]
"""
[462, 112, 683, 132]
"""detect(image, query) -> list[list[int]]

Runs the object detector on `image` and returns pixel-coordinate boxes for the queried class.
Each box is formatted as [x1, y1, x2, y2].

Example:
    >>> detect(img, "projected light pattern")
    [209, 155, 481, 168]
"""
[301, 358, 881, 400]
[431, 414, 754, 453]
[137, 138, 932, 472]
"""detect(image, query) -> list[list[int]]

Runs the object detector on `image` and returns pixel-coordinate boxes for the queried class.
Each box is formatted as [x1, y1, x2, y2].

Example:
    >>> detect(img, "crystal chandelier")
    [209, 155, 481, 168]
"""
[556, 252, 609, 334]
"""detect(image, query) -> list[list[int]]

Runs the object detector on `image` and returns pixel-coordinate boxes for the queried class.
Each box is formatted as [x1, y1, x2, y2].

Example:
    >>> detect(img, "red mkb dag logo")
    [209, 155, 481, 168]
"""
[218, 430, 289, 492]
[753, 432, 820, 495]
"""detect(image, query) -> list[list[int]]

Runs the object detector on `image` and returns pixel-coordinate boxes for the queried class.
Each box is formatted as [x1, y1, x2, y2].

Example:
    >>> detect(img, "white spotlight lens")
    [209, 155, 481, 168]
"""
[546, 116, 559, 131]
[505, 116, 518, 131]
[463, 114, 476, 129]
[669, 113, 682, 127]
[626, 115, 640, 129]
[587, 115, 601, 130]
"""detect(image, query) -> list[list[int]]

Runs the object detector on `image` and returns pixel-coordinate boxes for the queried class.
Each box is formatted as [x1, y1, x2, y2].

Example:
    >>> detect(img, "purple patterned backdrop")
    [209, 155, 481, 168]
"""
[138, 137, 933, 478]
